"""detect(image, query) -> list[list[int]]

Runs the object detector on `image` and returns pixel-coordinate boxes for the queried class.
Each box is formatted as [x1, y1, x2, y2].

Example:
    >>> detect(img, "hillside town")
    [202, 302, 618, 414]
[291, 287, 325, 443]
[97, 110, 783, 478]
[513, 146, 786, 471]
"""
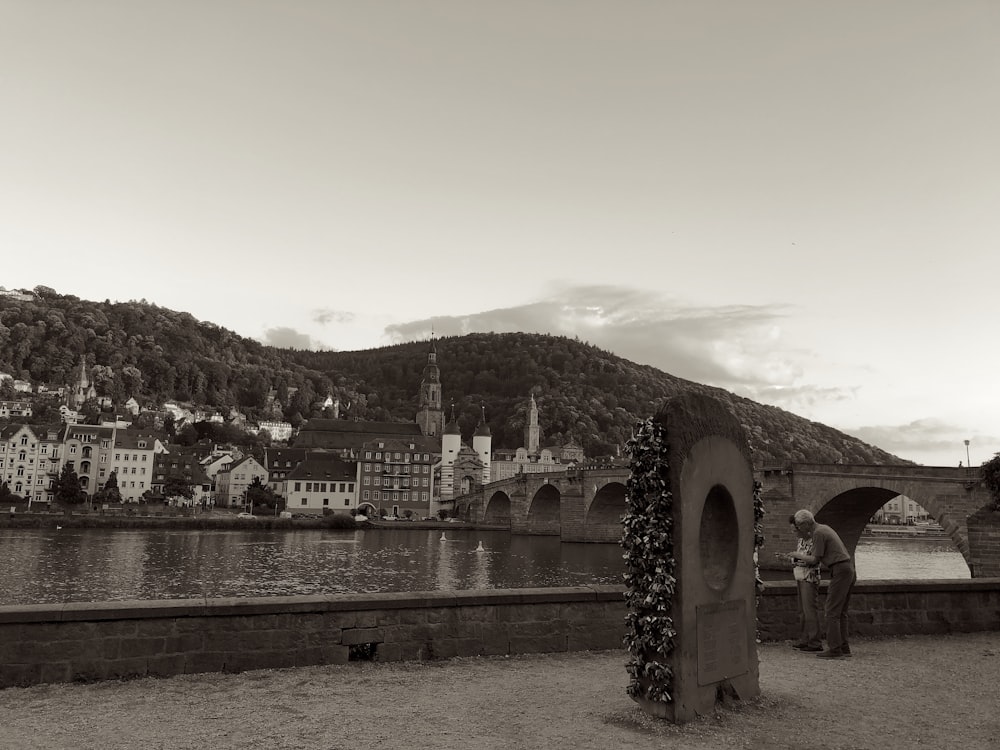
[0, 344, 587, 519]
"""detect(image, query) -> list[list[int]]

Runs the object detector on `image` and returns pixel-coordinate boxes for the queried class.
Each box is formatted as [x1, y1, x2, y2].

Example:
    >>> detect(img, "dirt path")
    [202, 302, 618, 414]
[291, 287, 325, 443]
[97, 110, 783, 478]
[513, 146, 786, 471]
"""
[1, 632, 997, 750]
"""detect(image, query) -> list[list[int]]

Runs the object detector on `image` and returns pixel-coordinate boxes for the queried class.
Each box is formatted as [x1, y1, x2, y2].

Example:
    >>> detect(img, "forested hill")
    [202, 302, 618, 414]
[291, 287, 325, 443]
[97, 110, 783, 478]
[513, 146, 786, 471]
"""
[0, 288, 908, 465]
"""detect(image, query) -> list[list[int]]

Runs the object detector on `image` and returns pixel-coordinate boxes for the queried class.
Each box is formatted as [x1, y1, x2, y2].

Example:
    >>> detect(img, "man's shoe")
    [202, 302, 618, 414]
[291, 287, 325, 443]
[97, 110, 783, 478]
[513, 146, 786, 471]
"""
[796, 644, 823, 652]
[816, 649, 846, 659]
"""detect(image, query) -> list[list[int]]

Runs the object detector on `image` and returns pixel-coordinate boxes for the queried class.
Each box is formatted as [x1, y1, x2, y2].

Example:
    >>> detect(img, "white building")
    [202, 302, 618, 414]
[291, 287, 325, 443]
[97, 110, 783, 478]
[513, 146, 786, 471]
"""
[108, 431, 167, 503]
[285, 454, 358, 515]
[0, 424, 62, 506]
[214, 455, 269, 508]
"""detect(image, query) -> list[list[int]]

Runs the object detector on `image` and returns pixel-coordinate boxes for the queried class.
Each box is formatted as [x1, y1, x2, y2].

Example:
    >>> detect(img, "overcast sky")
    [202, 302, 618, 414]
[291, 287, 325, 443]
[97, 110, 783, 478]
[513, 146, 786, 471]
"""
[2, 2, 998, 467]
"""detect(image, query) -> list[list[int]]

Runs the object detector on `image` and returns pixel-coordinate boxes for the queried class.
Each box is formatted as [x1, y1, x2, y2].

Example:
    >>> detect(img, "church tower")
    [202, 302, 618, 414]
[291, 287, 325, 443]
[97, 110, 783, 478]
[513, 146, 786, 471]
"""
[524, 393, 540, 455]
[71, 355, 96, 409]
[415, 341, 444, 437]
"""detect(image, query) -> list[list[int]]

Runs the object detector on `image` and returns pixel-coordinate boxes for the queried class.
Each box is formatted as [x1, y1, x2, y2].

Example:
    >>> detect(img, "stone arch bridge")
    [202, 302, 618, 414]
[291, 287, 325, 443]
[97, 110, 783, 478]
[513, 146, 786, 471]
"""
[451, 462, 992, 575]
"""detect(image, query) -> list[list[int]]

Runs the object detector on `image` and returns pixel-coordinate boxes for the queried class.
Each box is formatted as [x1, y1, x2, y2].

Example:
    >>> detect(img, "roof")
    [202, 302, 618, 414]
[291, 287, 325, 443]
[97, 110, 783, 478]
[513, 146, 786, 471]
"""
[298, 419, 423, 436]
[286, 454, 358, 482]
[263, 447, 310, 469]
[294, 419, 438, 453]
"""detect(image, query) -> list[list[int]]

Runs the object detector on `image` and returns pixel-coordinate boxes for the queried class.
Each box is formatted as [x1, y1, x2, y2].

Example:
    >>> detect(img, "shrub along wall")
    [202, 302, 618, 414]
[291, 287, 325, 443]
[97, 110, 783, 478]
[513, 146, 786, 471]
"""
[1, 580, 998, 689]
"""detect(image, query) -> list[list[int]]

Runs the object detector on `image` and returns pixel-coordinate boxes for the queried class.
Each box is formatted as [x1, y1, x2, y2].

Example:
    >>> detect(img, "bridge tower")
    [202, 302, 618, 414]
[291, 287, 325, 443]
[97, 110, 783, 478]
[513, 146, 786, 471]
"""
[472, 405, 492, 485]
[439, 406, 461, 500]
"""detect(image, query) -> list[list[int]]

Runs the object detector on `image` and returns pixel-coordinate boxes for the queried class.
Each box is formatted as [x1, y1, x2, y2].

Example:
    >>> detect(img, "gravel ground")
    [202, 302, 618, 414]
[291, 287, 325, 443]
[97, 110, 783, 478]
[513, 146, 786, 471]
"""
[1, 632, 997, 750]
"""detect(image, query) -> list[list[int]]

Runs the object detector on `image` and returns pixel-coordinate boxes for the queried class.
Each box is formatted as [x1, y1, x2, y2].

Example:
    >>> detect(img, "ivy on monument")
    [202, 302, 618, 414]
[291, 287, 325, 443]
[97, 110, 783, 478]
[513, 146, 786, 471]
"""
[621, 417, 676, 703]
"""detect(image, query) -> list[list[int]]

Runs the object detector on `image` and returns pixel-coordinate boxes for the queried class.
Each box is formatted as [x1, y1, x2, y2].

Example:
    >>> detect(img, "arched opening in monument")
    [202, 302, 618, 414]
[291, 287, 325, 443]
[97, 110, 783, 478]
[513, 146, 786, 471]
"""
[815, 488, 971, 577]
[526, 484, 561, 535]
[699, 484, 738, 592]
[357, 503, 377, 518]
[585, 481, 626, 542]
[483, 492, 512, 526]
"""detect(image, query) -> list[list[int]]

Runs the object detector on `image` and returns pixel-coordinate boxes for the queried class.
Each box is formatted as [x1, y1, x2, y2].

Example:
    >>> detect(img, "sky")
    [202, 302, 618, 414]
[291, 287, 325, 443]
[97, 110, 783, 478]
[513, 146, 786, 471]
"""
[2, 1, 998, 468]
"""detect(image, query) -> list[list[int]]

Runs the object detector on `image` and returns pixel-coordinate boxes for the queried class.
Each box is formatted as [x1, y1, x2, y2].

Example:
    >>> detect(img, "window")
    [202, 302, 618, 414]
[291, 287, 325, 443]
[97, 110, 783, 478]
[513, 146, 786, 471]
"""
[374, 491, 380, 500]
[348, 483, 354, 492]
[344, 499, 349, 506]
[365, 452, 371, 459]
[339, 483, 345, 492]
[323, 499, 329, 506]
[363, 490, 369, 500]
[294, 482, 301, 491]
[364, 477, 370, 485]
[305, 482, 312, 492]
[301, 498, 307, 505]
[319, 483, 327, 492]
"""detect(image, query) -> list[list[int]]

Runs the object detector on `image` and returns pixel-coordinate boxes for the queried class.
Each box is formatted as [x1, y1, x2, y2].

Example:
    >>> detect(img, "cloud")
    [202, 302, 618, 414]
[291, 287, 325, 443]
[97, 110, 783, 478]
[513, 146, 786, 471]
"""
[261, 326, 317, 350]
[312, 308, 355, 326]
[737, 383, 860, 414]
[848, 419, 1000, 463]
[385, 283, 807, 391]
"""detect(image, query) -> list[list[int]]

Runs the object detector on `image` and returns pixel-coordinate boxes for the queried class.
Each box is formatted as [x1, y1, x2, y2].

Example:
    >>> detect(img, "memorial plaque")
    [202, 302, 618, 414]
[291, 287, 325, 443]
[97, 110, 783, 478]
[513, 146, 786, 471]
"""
[696, 600, 748, 685]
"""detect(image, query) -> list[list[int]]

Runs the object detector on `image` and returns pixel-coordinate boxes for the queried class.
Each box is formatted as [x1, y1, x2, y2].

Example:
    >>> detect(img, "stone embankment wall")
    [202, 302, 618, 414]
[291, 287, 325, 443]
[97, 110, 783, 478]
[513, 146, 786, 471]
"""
[967, 512, 1000, 577]
[2, 580, 998, 689]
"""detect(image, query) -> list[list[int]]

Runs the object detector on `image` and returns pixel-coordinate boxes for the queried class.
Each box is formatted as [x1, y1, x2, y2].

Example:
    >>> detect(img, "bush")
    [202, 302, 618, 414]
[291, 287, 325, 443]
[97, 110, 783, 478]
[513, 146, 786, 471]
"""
[320, 512, 356, 529]
[982, 453, 1000, 511]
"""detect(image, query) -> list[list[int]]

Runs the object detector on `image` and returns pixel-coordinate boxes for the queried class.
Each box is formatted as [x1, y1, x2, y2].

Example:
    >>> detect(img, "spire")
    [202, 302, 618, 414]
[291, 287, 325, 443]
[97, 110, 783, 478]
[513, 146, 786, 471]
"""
[444, 402, 461, 435]
[474, 403, 491, 437]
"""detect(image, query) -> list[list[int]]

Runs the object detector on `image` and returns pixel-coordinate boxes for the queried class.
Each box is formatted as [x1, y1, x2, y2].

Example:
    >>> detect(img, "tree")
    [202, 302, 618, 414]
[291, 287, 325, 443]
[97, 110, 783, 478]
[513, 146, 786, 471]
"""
[0, 481, 22, 504]
[982, 452, 1000, 511]
[0, 378, 14, 400]
[53, 464, 87, 505]
[245, 476, 279, 513]
[162, 476, 195, 504]
[93, 472, 123, 505]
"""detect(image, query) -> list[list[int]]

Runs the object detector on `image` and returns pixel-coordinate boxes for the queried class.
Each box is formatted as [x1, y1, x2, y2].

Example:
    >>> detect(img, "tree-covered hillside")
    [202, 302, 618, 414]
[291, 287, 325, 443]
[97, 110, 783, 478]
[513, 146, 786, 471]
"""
[0, 288, 908, 465]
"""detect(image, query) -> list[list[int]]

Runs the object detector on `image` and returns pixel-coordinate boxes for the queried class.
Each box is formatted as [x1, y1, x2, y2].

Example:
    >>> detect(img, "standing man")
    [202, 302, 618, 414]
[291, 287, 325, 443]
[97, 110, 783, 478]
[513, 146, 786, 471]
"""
[789, 509, 856, 658]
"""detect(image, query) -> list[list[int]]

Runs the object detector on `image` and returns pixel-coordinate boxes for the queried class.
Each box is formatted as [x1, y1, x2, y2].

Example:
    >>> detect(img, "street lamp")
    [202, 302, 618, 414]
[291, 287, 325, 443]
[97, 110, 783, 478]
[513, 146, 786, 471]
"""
[964, 440, 971, 469]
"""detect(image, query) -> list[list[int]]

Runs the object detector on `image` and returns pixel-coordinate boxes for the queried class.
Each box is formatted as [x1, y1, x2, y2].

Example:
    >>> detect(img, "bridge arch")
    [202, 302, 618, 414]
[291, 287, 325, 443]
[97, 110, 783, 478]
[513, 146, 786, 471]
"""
[584, 480, 626, 542]
[527, 483, 561, 535]
[813, 485, 972, 574]
[484, 490, 512, 527]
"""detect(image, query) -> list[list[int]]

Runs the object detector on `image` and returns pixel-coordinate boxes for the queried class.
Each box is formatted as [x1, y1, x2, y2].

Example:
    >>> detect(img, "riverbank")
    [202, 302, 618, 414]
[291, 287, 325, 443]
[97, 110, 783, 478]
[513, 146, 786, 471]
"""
[0, 509, 358, 531]
[1, 632, 997, 749]
[0, 509, 506, 533]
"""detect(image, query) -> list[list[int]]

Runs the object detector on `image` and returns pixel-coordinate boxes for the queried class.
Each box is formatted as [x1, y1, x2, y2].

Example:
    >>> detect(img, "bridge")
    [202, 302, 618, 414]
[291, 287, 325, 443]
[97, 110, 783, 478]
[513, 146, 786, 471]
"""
[451, 462, 992, 574]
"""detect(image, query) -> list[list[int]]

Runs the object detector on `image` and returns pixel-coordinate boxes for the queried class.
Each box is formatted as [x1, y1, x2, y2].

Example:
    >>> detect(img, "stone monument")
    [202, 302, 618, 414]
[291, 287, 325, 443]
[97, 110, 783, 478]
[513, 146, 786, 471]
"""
[623, 392, 760, 723]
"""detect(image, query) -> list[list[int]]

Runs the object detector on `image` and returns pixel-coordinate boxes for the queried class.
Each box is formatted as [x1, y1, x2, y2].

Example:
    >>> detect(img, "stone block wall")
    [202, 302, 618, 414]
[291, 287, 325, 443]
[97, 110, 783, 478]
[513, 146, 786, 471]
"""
[0, 587, 625, 689]
[2, 580, 998, 689]
[757, 579, 1000, 641]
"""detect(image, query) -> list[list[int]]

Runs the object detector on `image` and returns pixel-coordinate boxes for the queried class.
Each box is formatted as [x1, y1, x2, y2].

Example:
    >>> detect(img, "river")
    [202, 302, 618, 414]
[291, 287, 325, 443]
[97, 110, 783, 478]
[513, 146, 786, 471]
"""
[0, 528, 971, 606]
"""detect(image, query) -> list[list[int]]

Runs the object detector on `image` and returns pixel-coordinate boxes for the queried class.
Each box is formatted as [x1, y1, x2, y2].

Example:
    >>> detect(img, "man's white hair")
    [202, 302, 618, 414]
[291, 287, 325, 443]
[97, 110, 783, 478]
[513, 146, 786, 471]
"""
[793, 509, 815, 525]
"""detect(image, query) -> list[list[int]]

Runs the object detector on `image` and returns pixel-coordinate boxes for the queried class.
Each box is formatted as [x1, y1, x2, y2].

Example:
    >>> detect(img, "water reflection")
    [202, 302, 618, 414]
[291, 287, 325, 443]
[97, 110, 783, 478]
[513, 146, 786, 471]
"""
[0, 527, 971, 606]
